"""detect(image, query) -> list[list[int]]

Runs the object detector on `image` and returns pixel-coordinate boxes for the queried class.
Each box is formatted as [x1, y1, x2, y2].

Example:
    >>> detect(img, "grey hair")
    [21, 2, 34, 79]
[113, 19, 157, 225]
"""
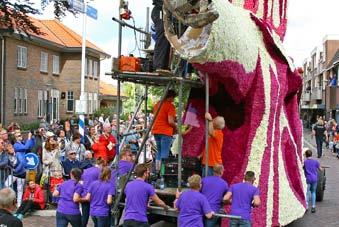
[0, 188, 16, 209]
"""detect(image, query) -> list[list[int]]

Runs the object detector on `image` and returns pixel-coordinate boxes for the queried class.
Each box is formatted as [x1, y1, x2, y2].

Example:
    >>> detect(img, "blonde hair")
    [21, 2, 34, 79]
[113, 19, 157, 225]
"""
[188, 174, 201, 189]
[99, 167, 112, 182]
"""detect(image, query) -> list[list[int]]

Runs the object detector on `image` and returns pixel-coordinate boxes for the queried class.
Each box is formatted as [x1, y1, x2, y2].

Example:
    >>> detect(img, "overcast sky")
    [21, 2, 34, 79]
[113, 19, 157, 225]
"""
[31, 0, 339, 82]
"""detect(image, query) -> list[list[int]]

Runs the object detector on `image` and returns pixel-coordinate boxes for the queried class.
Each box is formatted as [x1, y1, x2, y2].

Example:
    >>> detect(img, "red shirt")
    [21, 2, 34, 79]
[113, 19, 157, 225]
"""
[99, 134, 116, 162]
[92, 141, 108, 161]
[152, 100, 176, 136]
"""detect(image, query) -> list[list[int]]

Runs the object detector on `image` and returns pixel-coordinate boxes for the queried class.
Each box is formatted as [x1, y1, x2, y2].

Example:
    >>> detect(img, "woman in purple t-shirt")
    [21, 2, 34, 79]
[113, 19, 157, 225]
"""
[85, 166, 115, 227]
[303, 149, 321, 213]
[174, 174, 214, 227]
[53, 168, 85, 227]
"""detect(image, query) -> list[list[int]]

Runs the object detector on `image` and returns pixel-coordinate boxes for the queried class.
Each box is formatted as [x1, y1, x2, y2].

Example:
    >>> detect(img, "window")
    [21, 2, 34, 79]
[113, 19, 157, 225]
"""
[16, 46, 27, 68]
[88, 93, 93, 114]
[52, 55, 60, 74]
[23, 89, 27, 114]
[40, 52, 48, 72]
[38, 90, 47, 117]
[87, 58, 93, 77]
[67, 91, 74, 112]
[93, 61, 98, 78]
[93, 93, 98, 111]
[14, 88, 19, 113]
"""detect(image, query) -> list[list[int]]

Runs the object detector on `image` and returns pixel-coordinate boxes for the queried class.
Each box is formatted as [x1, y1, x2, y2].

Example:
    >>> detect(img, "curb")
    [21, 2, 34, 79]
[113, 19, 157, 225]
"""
[31, 209, 56, 217]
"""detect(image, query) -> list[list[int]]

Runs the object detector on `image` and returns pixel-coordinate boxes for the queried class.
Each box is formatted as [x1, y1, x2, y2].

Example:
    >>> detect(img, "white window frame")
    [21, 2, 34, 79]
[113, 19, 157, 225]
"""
[17, 46, 27, 68]
[87, 58, 93, 78]
[93, 93, 98, 111]
[93, 61, 98, 78]
[38, 90, 47, 117]
[88, 93, 93, 114]
[40, 51, 48, 73]
[52, 55, 60, 75]
[14, 87, 19, 114]
[67, 91, 74, 112]
[23, 89, 27, 114]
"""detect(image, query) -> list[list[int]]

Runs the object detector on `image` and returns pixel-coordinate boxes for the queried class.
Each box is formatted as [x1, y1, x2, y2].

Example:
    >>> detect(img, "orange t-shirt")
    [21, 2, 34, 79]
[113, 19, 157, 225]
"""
[152, 100, 176, 136]
[202, 129, 224, 167]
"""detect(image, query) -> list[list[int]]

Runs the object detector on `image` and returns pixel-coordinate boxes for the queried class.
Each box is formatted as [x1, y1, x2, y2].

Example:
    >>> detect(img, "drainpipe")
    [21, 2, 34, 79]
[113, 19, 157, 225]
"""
[0, 36, 5, 125]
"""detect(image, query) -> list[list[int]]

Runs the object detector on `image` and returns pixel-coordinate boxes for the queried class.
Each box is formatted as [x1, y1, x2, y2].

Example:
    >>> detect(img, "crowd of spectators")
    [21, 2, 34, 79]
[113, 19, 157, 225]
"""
[0, 112, 156, 221]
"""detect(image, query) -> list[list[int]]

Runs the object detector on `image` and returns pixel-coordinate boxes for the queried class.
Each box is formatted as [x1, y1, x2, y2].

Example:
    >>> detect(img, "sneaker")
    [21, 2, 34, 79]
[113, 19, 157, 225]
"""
[16, 214, 24, 220]
[311, 207, 316, 213]
[13, 213, 18, 217]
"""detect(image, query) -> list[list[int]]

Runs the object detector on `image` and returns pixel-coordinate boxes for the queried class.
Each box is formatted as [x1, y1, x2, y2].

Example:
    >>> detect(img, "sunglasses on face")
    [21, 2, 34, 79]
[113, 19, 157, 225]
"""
[69, 153, 76, 155]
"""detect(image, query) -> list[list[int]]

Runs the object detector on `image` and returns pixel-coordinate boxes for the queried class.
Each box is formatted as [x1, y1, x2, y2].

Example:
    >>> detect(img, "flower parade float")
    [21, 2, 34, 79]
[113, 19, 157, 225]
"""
[163, 0, 306, 226]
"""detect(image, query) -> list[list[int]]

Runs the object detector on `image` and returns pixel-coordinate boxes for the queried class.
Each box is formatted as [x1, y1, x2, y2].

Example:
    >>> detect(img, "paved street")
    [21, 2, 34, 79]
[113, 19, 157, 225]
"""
[287, 131, 339, 227]
[22, 130, 339, 227]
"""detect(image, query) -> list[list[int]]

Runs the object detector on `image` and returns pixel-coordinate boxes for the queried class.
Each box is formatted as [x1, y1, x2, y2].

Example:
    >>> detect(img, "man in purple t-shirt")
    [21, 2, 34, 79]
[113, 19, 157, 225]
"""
[223, 171, 260, 227]
[304, 149, 321, 213]
[201, 164, 228, 227]
[123, 164, 168, 227]
[175, 174, 214, 227]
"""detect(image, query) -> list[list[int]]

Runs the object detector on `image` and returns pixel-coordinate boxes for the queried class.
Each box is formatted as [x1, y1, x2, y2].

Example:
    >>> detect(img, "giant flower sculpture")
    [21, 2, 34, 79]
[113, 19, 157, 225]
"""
[163, 0, 306, 226]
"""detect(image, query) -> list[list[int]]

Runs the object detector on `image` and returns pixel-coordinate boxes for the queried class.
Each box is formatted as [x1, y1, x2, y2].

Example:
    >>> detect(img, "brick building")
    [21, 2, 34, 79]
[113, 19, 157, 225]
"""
[0, 18, 110, 125]
[301, 35, 339, 126]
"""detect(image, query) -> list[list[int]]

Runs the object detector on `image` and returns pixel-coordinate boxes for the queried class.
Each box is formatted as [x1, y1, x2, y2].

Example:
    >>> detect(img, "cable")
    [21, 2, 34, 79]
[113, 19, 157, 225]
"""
[129, 17, 142, 57]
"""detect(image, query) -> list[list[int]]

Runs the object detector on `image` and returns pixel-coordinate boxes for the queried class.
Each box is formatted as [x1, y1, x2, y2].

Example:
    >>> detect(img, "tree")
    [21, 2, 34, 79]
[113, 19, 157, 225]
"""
[0, 0, 76, 35]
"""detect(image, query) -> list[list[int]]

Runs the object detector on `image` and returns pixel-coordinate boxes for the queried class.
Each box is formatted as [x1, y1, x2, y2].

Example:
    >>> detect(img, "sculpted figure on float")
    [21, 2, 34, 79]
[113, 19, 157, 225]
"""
[163, 0, 306, 226]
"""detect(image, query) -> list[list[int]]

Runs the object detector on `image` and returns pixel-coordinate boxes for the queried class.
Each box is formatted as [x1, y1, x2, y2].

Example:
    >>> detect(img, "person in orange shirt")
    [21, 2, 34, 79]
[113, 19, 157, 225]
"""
[152, 90, 177, 173]
[201, 112, 225, 176]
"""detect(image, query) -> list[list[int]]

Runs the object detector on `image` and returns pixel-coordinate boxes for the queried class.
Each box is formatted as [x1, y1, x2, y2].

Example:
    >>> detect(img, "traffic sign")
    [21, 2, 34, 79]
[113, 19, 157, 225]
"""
[25, 153, 39, 170]
[86, 5, 98, 20]
[75, 100, 87, 114]
[68, 0, 85, 13]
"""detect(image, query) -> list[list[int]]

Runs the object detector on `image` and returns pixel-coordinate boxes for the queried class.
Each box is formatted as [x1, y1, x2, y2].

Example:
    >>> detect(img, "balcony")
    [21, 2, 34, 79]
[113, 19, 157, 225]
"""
[302, 91, 311, 102]
[311, 87, 322, 100]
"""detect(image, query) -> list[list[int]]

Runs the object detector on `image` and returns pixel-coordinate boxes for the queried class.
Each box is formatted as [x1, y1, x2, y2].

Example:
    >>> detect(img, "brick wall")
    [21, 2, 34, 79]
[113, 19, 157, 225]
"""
[4, 36, 101, 125]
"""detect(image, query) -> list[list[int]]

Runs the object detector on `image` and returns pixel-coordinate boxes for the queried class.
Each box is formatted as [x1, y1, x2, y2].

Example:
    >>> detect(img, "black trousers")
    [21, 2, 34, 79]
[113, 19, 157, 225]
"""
[123, 219, 150, 227]
[81, 202, 90, 227]
[16, 200, 41, 215]
[151, 5, 171, 70]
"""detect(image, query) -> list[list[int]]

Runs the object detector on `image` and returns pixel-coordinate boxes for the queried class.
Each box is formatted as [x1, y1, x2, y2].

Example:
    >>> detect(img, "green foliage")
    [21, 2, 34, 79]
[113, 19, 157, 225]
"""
[94, 107, 115, 119]
[20, 121, 40, 131]
[1, 0, 76, 36]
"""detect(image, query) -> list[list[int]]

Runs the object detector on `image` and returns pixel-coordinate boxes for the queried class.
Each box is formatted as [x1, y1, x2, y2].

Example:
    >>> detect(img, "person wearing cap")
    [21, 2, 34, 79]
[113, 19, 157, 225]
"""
[66, 133, 86, 161]
[152, 89, 177, 174]
[61, 149, 80, 180]
[80, 150, 94, 170]
[5, 131, 34, 207]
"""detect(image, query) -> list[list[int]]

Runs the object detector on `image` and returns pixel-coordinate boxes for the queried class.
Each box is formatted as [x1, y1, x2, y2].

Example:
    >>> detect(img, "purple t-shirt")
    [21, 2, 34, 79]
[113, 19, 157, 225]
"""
[229, 182, 260, 221]
[88, 180, 116, 216]
[201, 176, 229, 212]
[81, 166, 100, 197]
[124, 179, 155, 222]
[57, 179, 83, 215]
[176, 190, 212, 227]
[118, 160, 133, 175]
[304, 158, 320, 184]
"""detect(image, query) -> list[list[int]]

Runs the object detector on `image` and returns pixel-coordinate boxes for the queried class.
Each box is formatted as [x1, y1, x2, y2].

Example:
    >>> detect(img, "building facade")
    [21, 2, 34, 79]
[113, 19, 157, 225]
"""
[0, 18, 109, 125]
[301, 35, 339, 126]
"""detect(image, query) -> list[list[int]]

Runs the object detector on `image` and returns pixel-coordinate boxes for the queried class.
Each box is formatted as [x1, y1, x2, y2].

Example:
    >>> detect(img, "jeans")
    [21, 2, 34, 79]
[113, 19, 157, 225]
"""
[123, 220, 150, 227]
[204, 216, 220, 227]
[81, 202, 90, 227]
[154, 134, 173, 161]
[202, 166, 214, 177]
[56, 211, 82, 227]
[16, 200, 41, 215]
[5, 175, 25, 206]
[307, 182, 317, 208]
[315, 136, 323, 157]
[230, 219, 252, 227]
[92, 216, 110, 227]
